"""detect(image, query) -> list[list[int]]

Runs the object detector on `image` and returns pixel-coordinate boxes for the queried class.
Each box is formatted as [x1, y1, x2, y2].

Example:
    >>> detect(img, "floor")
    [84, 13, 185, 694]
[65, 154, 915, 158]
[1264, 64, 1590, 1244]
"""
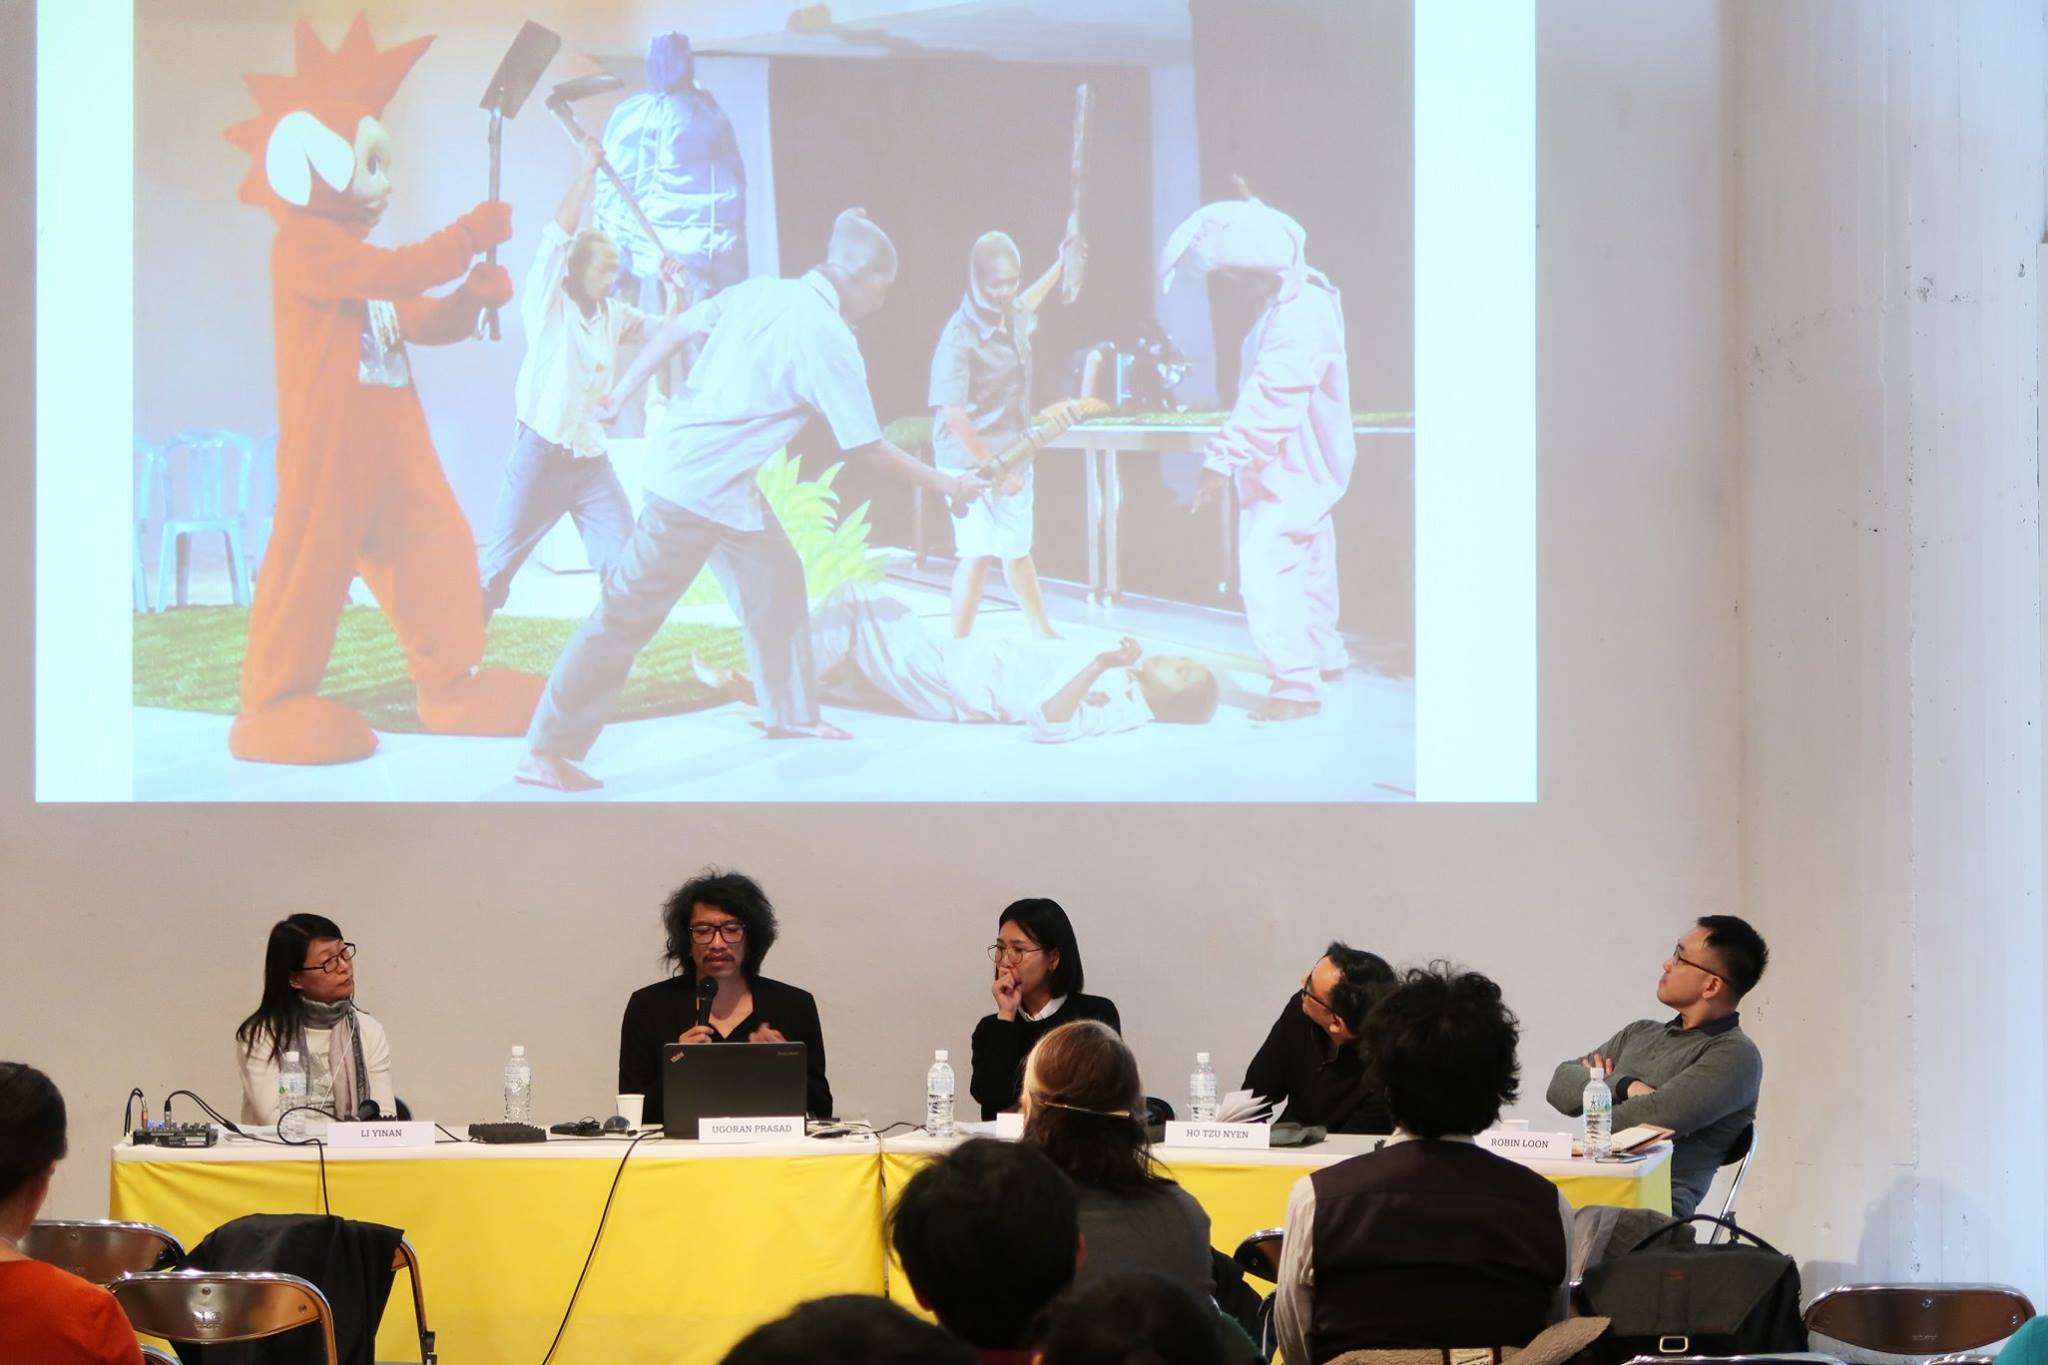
[131, 551, 1416, 802]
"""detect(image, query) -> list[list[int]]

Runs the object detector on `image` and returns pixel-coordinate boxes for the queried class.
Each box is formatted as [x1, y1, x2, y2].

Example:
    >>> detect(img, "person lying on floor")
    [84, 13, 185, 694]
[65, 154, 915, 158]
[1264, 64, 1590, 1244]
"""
[695, 583, 1219, 742]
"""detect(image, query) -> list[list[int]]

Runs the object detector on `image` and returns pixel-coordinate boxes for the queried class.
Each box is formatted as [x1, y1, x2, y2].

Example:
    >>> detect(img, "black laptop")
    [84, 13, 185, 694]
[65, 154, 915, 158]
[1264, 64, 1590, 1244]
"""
[661, 1042, 808, 1139]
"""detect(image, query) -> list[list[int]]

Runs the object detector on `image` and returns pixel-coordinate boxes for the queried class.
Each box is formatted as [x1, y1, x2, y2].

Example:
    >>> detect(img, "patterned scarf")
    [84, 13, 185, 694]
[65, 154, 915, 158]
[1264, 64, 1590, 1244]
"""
[294, 996, 370, 1120]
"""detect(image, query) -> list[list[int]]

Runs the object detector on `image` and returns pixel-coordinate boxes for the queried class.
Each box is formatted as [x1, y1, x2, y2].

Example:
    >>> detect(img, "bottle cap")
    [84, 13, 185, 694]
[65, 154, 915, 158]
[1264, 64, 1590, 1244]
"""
[934, 1049, 949, 1062]
[1196, 1051, 1211, 1065]
[284, 1050, 299, 1063]
[512, 1045, 526, 1057]
[1587, 1061, 1605, 1078]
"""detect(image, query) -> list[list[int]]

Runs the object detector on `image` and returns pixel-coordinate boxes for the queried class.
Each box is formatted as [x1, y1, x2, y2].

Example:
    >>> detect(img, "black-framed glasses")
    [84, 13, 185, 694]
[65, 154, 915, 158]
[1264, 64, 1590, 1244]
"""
[1670, 948, 1724, 982]
[301, 943, 356, 974]
[988, 942, 1047, 965]
[690, 922, 747, 944]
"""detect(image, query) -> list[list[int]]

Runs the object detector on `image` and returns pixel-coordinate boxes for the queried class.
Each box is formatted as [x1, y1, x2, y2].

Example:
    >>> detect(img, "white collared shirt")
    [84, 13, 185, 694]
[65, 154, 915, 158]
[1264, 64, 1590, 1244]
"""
[516, 223, 660, 458]
[1023, 994, 1068, 1023]
[644, 270, 883, 530]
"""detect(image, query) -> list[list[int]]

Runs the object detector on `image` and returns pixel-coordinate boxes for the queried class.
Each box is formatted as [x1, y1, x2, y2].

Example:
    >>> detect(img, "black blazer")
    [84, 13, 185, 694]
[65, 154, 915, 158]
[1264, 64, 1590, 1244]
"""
[969, 992, 1122, 1120]
[618, 974, 833, 1122]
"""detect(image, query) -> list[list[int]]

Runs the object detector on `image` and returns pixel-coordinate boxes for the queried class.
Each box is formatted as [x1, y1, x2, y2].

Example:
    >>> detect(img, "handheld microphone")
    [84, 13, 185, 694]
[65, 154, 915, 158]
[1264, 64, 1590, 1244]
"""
[695, 977, 718, 1029]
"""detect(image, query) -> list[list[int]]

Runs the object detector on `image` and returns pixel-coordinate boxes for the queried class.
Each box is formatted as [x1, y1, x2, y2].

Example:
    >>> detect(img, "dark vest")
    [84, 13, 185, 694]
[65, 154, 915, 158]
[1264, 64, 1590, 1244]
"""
[1308, 1139, 1566, 1358]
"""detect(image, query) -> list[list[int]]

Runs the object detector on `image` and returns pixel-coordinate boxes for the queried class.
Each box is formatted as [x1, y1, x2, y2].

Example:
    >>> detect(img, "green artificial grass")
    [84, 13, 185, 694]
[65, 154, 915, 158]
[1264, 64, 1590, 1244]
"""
[133, 606, 746, 733]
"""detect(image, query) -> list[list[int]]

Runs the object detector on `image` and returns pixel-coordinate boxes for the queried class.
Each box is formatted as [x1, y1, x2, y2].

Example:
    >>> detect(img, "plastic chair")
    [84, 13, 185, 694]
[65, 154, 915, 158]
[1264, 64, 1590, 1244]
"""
[112, 1269, 338, 1365]
[22, 1219, 183, 1284]
[155, 428, 255, 610]
[133, 437, 161, 612]
[1804, 1285, 2035, 1362]
[390, 1236, 438, 1364]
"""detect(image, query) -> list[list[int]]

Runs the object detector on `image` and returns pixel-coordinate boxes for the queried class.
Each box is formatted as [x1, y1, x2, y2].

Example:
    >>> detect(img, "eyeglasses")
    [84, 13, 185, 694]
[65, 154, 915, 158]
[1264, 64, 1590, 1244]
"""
[988, 943, 1047, 965]
[300, 943, 356, 975]
[690, 922, 747, 944]
[1670, 948, 1724, 982]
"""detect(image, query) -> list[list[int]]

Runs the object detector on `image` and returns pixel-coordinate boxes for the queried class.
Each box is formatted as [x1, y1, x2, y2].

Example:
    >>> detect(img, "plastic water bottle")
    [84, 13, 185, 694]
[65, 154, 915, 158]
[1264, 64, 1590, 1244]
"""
[503, 1045, 532, 1124]
[925, 1049, 956, 1140]
[277, 1051, 307, 1140]
[1189, 1052, 1218, 1122]
[1582, 1062, 1613, 1159]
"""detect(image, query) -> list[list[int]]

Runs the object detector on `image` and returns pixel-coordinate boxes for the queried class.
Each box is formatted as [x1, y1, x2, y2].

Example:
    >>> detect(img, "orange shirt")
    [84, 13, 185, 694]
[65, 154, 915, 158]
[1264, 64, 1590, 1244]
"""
[0, 1258, 144, 1364]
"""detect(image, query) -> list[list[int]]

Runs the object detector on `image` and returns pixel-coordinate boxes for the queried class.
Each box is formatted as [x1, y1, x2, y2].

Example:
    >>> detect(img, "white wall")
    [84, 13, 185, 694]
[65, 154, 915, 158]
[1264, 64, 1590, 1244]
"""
[1733, 0, 2048, 1302]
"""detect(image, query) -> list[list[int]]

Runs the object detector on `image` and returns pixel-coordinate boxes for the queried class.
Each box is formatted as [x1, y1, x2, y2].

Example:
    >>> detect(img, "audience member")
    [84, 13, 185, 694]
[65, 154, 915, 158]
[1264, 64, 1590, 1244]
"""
[1021, 1021, 1212, 1297]
[890, 1137, 1083, 1364]
[0, 1062, 145, 1365]
[1031, 1271, 1235, 1365]
[971, 899, 1121, 1119]
[234, 915, 396, 1124]
[720, 1294, 974, 1365]
[1545, 916, 1767, 1217]
[1242, 942, 1396, 1132]
[1274, 965, 1572, 1364]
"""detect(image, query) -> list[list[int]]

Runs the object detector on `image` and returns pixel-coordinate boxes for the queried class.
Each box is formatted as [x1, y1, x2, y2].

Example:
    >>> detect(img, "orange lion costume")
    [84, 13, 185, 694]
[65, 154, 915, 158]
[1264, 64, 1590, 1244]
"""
[224, 15, 543, 764]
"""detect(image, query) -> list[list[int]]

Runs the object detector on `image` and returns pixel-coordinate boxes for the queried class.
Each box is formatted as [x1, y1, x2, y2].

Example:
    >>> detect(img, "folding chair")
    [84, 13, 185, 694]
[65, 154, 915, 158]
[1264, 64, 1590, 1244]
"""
[389, 1236, 438, 1364]
[21, 1219, 183, 1284]
[1804, 1285, 2035, 1364]
[112, 1269, 338, 1365]
[1708, 1122, 1757, 1243]
[1232, 1226, 1287, 1360]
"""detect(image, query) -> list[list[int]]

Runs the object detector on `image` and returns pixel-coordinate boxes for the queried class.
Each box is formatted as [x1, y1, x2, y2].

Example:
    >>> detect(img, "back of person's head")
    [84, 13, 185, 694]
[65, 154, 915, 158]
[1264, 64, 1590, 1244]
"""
[889, 1137, 1080, 1349]
[0, 1062, 67, 1211]
[719, 1294, 974, 1365]
[1697, 915, 1769, 999]
[1324, 941, 1397, 1034]
[1363, 963, 1520, 1139]
[1031, 1272, 1230, 1365]
[999, 897, 1086, 996]
[1022, 1021, 1161, 1193]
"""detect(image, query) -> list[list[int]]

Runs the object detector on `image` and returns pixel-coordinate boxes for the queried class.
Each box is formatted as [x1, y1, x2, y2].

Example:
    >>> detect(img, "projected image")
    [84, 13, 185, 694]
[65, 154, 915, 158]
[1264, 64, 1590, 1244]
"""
[122, 0, 1417, 801]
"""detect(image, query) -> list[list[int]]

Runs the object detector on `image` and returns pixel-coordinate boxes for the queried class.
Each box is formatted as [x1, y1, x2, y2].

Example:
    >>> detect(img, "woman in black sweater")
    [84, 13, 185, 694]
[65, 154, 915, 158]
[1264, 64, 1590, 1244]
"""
[618, 870, 832, 1123]
[970, 897, 1119, 1119]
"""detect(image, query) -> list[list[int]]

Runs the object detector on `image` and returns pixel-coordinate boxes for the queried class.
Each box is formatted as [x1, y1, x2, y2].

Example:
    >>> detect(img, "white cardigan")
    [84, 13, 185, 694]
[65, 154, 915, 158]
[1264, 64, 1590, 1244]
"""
[237, 1009, 396, 1125]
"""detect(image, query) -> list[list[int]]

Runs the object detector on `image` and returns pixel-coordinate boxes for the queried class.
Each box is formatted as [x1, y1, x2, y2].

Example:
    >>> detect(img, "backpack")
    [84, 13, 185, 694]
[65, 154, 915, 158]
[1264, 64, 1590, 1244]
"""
[1576, 1215, 1808, 1364]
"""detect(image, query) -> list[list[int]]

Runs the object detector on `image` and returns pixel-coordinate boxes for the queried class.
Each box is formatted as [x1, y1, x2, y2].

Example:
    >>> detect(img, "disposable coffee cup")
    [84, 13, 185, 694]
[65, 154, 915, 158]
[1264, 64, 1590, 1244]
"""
[1503, 1119, 1530, 1132]
[616, 1094, 645, 1128]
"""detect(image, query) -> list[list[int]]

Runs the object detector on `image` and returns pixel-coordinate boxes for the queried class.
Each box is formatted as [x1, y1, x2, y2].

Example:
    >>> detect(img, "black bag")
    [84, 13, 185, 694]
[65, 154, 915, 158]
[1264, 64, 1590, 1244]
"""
[1577, 1215, 1808, 1363]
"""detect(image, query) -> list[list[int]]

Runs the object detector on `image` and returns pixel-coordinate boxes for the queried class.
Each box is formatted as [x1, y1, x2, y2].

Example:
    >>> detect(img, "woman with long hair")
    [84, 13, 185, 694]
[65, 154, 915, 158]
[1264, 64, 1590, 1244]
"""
[1021, 1020, 1212, 1298]
[970, 897, 1120, 1119]
[234, 914, 394, 1125]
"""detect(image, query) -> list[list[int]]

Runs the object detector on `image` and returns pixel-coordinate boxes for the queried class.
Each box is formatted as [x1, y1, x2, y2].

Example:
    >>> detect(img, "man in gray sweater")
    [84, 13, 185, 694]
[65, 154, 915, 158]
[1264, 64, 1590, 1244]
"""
[1547, 916, 1768, 1218]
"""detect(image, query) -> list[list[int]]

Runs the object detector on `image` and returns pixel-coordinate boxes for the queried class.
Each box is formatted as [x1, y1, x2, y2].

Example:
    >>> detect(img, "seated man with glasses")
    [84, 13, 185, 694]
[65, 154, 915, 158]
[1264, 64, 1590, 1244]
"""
[1545, 916, 1768, 1217]
[619, 870, 832, 1123]
[1243, 943, 1397, 1133]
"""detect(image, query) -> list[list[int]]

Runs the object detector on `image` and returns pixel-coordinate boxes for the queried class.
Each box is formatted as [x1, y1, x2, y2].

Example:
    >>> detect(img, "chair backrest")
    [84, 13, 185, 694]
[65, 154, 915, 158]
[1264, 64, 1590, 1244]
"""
[111, 1269, 339, 1365]
[161, 429, 255, 522]
[22, 1219, 183, 1284]
[1804, 1284, 2036, 1354]
[392, 1236, 436, 1363]
[134, 436, 164, 527]
[1233, 1226, 1286, 1282]
[139, 1348, 180, 1365]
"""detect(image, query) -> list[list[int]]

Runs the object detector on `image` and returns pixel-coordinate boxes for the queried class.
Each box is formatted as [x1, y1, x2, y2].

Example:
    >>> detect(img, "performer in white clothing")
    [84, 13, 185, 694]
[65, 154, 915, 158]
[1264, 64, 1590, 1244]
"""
[1162, 197, 1356, 721]
[478, 138, 683, 613]
[697, 583, 1219, 742]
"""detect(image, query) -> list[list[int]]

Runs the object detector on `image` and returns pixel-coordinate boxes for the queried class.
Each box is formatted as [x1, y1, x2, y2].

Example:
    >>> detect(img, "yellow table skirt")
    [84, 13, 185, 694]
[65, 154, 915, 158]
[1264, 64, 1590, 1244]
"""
[111, 1148, 884, 1364]
[111, 1138, 1666, 1359]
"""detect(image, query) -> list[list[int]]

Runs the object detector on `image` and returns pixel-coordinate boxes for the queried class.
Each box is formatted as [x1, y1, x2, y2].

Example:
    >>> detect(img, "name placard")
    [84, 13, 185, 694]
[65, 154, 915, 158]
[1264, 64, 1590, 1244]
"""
[991, 1111, 1025, 1139]
[1164, 1121, 1270, 1150]
[699, 1115, 805, 1143]
[1478, 1129, 1574, 1160]
[325, 1121, 433, 1149]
